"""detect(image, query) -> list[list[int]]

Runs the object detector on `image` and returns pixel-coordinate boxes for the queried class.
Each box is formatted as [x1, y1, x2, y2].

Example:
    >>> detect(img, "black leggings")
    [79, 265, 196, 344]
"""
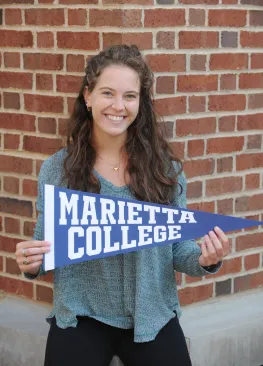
[44, 315, 192, 366]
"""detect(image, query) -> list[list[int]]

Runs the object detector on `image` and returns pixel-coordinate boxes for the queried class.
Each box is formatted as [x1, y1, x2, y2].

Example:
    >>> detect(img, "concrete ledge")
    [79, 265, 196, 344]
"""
[0, 289, 263, 366]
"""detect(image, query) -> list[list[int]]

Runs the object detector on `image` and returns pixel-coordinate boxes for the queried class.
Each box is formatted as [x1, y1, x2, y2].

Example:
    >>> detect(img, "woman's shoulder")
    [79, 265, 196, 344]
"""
[38, 148, 68, 184]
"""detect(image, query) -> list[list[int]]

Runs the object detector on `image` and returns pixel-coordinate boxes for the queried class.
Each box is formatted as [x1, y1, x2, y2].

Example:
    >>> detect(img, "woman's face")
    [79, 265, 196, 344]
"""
[84, 64, 140, 140]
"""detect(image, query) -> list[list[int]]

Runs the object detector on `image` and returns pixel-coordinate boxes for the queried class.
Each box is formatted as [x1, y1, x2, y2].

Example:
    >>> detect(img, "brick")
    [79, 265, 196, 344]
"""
[187, 139, 204, 157]
[24, 53, 63, 71]
[67, 97, 76, 115]
[36, 285, 53, 303]
[37, 32, 54, 48]
[245, 173, 260, 190]
[206, 176, 242, 196]
[179, 31, 219, 49]
[189, 9, 205, 26]
[239, 73, 263, 89]
[36, 160, 44, 176]
[188, 96, 206, 113]
[184, 159, 215, 178]
[25, 9, 64, 26]
[5, 217, 20, 235]
[0, 9, 2, 25]
[4, 52, 20, 68]
[235, 194, 263, 212]
[0, 197, 32, 217]
[241, 0, 263, 4]
[179, 0, 218, 3]
[5, 9, 22, 25]
[103, 33, 152, 50]
[209, 94, 246, 111]
[5, 258, 20, 275]
[57, 32, 99, 50]
[58, 118, 68, 137]
[156, 32, 175, 49]
[0, 113, 35, 131]
[3, 92, 20, 110]
[222, 0, 238, 3]
[4, 134, 20, 150]
[247, 134, 262, 149]
[175, 272, 182, 286]
[248, 93, 263, 109]
[145, 9, 185, 27]
[220, 74, 236, 91]
[221, 31, 238, 48]
[244, 254, 260, 271]
[90, 9, 142, 27]
[66, 55, 85, 72]
[104, 0, 152, 3]
[38, 117, 56, 134]
[251, 53, 263, 69]
[250, 11, 263, 26]
[208, 10, 246, 27]
[24, 94, 63, 113]
[56, 75, 82, 93]
[23, 136, 63, 155]
[0, 277, 33, 299]
[236, 153, 263, 170]
[68, 9, 87, 26]
[177, 75, 218, 93]
[0, 30, 33, 48]
[216, 279, 231, 296]
[188, 201, 215, 213]
[170, 141, 185, 160]
[238, 114, 263, 131]
[190, 55, 206, 71]
[176, 117, 216, 137]
[24, 221, 35, 237]
[187, 181, 202, 199]
[154, 97, 186, 116]
[241, 31, 263, 48]
[36, 73, 53, 92]
[217, 198, 233, 215]
[0, 256, 2, 272]
[234, 271, 263, 293]
[39, 0, 56, 3]
[178, 284, 213, 306]
[0, 236, 20, 253]
[210, 53, 248, 70]
[22, 179, 37, 197]
[207, 257, 242, 279]
[146, 54, 185, 72]
[0, 155, 32, 174]
[217, 157, 233, 173]
[244, 215, 261, 232]
[1, 0, 33, 2]
[156, 76, 175, 94]
[59, 0, 97, 2]
[4, 176, 19, 194]
[0, 72, 32, 89]
[207, 136, 244, 154]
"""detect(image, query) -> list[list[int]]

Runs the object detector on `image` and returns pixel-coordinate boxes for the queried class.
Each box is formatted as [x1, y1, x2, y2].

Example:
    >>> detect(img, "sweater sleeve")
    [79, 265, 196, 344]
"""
[172, 167, 222, 277]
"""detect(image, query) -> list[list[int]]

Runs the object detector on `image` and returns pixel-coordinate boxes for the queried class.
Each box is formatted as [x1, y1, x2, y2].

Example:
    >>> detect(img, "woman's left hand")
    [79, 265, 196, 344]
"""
[198, 226, 230, 267]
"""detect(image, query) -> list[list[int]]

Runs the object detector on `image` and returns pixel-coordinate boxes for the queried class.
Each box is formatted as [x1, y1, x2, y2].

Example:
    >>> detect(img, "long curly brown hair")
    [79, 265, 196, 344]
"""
[64, 44, 182, 205]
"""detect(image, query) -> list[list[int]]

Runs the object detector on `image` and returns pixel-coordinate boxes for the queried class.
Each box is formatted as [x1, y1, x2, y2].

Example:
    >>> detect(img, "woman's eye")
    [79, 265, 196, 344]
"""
[126, 94, 136, 99]
[102, 91, 112, 96]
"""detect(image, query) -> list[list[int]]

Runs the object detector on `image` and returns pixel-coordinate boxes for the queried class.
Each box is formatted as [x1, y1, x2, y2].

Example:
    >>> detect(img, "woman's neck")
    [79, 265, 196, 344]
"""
[93, 130, 126, 160]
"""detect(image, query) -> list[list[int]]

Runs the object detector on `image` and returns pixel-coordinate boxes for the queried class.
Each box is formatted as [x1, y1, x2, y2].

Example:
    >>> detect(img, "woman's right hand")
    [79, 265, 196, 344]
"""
[15, 240, 51, 276]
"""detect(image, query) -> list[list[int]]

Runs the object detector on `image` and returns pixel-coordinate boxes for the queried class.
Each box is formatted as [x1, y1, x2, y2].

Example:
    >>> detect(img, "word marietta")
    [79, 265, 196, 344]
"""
[58, 192, 197, 259]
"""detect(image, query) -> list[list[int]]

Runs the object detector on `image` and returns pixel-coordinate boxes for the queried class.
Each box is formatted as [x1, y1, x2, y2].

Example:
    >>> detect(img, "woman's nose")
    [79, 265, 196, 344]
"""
[112, 97, 125, 110]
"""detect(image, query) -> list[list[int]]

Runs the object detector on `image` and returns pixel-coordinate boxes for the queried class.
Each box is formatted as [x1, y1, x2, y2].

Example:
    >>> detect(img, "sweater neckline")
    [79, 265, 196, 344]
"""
[93, 169, 129, 193]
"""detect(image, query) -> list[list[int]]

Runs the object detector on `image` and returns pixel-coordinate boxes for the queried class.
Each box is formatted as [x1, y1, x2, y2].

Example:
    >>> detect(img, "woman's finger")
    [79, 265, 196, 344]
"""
[214, 226, 230, 256]
[208, 230, 224, 261]
[204, 234, 218, 264]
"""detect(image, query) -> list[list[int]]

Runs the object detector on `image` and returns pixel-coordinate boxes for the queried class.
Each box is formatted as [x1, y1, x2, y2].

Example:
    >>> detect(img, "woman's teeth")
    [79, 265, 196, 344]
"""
[106, 115, 125, 121]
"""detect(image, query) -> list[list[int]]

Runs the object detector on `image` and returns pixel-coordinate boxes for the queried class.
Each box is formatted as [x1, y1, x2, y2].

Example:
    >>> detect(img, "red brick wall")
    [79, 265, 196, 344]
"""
[0, 1, 262, 306]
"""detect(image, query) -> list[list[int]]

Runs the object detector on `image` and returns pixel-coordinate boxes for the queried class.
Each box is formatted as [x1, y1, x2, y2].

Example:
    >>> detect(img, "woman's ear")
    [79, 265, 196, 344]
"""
[83, 86, 91, 107]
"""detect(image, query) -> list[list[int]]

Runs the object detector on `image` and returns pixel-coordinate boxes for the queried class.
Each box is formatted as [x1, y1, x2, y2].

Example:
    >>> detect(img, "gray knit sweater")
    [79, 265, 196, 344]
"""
[26, 148, 220, 342]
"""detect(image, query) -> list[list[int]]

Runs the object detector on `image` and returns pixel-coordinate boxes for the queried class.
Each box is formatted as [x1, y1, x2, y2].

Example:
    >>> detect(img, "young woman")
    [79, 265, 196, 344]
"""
[15, 45, 229, 366]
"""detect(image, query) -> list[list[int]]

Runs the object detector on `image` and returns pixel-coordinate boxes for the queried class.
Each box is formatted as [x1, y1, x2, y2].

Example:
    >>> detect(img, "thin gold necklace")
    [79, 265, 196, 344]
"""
[98, 155, 120, 172]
